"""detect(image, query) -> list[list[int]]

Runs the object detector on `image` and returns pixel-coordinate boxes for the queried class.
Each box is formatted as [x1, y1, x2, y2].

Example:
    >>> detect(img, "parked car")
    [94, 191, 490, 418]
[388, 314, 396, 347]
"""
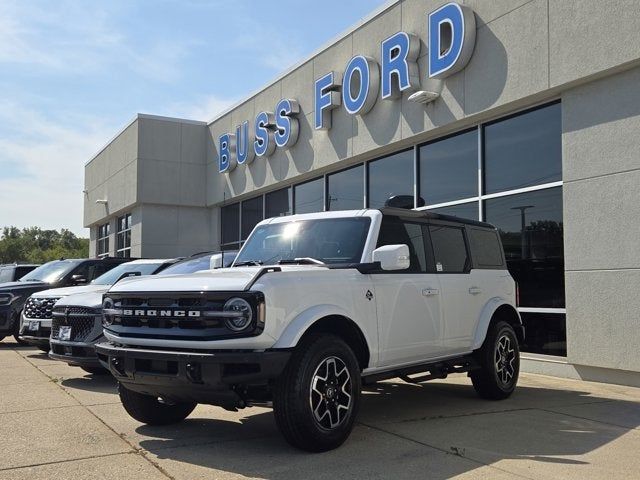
[0, 258, 130, 344]
[0, 264, 40, 283]
[21, 258, 180, 353]
[96, 205, 523, 452]
[49, 252, 237, 373]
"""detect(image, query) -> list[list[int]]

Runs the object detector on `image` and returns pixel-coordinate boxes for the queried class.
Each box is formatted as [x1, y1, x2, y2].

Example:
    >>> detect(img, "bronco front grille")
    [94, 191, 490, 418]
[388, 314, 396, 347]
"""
[103, 292, 265, 340]
[51, 307, 99, 342]
[24, 297, 61, 319]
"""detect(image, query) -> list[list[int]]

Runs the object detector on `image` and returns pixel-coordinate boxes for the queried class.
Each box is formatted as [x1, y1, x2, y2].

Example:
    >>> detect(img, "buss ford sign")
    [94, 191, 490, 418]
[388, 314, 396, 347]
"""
[219, 2, 476, 173]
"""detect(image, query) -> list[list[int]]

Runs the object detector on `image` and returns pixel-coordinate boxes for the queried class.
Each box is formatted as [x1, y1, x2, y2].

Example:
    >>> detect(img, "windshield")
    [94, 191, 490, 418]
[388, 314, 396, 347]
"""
[91, 262, 164, 285]
[235, 217, 371, 266]
[20, 260, 80, 284]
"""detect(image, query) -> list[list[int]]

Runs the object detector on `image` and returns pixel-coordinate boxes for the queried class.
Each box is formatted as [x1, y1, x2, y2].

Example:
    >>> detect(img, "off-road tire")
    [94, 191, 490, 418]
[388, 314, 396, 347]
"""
[471, 320, 519, 400]
[119, 383, 196, 425]
[273, 333, 361, 452]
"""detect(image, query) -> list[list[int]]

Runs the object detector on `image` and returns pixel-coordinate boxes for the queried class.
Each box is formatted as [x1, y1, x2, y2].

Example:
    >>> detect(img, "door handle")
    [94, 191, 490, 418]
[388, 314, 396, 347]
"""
[422, 288, 439, 296]
[469, 287, 483, 295]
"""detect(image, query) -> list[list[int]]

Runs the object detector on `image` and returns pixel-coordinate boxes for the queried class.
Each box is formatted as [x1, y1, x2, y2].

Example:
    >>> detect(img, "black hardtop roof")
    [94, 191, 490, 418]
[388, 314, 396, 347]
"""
[379, 207, 496, 230]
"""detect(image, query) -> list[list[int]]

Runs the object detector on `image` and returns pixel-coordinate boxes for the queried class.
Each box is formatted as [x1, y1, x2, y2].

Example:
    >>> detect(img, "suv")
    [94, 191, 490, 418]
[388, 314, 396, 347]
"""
[96, 208, 523, 452]
[10, 258, 132, 348]
[0, 264, 40, 283]
[50, 253, 236, 373]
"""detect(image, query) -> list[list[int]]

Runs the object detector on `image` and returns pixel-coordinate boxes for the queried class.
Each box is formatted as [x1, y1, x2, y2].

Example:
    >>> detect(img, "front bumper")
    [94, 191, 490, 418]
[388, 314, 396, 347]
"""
[49, 339, 101, 367]
[95, 342, 291, 408]
[19, 315, 51, 346]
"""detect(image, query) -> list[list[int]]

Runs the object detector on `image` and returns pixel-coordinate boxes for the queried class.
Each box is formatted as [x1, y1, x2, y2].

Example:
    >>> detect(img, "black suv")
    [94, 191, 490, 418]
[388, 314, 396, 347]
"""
[0, 258, 131, 343]
[0, 264, 40, 283]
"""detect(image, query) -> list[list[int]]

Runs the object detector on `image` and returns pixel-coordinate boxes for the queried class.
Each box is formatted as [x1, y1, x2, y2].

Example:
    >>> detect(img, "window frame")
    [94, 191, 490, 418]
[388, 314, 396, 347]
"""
[116, 214, 132, 258]
[97, 222, 110, 258]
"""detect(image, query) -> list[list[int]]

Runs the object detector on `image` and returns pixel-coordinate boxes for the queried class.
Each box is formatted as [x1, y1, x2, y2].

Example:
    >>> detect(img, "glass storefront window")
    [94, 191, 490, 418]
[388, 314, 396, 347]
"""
[420, 129, 478, 205]
[519, 312, 567, 357]
[241, 196, 263, 240]
[294, 177, 324, 214]
[484, 102, 561, 194]
[265, 187, 292, 219]
[327, 165, 364, 211]
[221, 203, 240, 247]
[116, 214, 131, 258]
[368, 150, 414, 209]
[484, 187, 564, 308]
[430, 201, 479, 220]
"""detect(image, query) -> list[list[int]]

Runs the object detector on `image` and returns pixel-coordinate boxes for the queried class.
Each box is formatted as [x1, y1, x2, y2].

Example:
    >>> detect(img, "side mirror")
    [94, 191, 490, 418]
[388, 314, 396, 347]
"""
[372, 244, 410, 271]
[71, 274, 88, 285]
[210, 254, 223, 270]
[115, 271, 141, 284]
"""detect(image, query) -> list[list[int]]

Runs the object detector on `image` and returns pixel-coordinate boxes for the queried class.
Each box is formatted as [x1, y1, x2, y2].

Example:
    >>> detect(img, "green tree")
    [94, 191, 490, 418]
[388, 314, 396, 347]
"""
[0, 227, 89, 264]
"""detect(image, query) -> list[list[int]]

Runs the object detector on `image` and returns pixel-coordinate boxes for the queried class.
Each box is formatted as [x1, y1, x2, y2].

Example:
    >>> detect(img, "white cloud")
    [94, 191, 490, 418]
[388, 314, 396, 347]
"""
[0, 101, 118, 236]
[162, 94, 241, 122]
[0, 1, 192, 83]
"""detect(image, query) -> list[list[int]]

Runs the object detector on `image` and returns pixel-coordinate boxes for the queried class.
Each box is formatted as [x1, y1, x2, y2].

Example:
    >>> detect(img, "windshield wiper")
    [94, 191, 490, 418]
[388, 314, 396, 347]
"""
[233, 260, 264, 267]
[278, 258, 325, 265]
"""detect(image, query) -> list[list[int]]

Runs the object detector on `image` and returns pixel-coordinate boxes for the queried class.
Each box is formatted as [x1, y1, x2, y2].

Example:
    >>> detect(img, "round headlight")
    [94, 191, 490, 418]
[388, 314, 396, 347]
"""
[102, 297, 114, 327]
[223, 297, 253, 331]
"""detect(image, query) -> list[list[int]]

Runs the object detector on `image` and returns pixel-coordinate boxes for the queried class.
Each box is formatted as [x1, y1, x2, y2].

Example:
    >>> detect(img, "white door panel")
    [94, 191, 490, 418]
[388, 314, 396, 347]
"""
[373, 273, 444, 366]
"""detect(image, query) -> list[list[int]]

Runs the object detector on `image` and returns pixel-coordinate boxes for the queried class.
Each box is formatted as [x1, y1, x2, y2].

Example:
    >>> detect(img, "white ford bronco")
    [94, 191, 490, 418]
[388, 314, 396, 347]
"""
[96, 204, 523, 452]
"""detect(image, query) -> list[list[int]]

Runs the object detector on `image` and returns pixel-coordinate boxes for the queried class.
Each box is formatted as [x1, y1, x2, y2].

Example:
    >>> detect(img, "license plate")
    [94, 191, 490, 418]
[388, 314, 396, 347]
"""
[58, 326, 72, 341]
[28, 320, 40, 331]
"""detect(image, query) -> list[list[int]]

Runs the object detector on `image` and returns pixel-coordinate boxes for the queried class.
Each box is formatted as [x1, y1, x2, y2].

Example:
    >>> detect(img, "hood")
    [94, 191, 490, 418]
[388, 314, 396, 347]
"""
[0, 281, 48, 296]
[107, 267, 261, 293]
[107, 265, 328, 294]
[55, 290, 104, 309]
[30, 284, 110, 299]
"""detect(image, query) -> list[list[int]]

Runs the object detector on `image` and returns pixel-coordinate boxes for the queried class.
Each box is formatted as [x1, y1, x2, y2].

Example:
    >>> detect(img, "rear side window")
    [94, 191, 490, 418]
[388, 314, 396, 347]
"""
[468, 228, 504, 268]
[429, 225, 469, 273]
[0, 268, 12, 283]
[377, 217, 428, 273]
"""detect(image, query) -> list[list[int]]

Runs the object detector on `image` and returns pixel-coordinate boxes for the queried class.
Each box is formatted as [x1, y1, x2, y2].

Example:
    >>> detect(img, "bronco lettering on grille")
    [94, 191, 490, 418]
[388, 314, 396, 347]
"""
[122, 309, 201, 318]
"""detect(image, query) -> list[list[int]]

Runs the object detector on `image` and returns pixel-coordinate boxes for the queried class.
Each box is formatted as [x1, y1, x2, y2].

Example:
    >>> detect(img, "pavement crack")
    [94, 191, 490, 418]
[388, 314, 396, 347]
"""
[0, 451, 134, 472]
[357, 421, 537, 480]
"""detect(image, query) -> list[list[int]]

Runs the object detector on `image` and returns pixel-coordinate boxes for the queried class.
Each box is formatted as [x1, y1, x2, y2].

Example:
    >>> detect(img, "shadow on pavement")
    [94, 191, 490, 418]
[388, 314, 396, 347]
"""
[132, 381, 640, 479]
[61, 374, 118, 394]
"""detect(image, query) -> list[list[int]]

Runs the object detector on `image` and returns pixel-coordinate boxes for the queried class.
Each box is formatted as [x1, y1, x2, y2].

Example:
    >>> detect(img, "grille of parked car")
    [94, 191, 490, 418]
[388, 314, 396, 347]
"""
[51, 306, 99, 342]
[23, 297, 61, 319]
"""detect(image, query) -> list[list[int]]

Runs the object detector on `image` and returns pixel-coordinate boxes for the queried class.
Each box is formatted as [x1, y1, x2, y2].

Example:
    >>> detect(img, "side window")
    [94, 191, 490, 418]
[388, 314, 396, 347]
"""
[68, 263, 90, 282]
[429, 225, 469, 273]
[468, 228, 504, 268]
[0, 268, 12, 283]
[377, 217, 428, 273]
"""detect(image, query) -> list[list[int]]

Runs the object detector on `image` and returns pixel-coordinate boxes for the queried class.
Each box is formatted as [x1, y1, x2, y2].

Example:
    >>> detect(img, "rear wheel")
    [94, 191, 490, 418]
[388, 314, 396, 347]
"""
[273, 334, 361, 452]
[471, 321, 519, 400]
[119, 383, 196, 425]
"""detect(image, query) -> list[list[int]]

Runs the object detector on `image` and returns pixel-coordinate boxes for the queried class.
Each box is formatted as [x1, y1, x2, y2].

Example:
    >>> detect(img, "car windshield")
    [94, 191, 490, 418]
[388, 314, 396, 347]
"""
[91, 261, 164, 285]
[234, 217, 371, 266]
[19, 260, 81, 284]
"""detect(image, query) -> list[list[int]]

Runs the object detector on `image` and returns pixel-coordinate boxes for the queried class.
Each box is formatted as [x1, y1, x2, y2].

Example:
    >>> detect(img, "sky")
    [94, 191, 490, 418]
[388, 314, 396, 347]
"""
[0, 0, 383, 236]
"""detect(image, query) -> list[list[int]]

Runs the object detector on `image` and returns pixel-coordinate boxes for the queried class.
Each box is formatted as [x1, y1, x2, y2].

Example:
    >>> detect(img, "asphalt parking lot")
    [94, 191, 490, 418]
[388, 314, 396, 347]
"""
[1, 338, 639, 480]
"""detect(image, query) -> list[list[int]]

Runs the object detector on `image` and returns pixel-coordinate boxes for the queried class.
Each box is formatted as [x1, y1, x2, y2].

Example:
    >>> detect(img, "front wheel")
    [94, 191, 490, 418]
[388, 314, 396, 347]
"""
[119, 383, 196, 425]
[12, 313, 26, 344]
[471, 321, 520, 400]
[273, 334, 361, 452]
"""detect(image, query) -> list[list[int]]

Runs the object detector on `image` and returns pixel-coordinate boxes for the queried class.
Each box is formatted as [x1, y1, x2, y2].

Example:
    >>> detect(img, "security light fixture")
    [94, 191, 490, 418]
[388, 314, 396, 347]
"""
[408, 90, 440, 104]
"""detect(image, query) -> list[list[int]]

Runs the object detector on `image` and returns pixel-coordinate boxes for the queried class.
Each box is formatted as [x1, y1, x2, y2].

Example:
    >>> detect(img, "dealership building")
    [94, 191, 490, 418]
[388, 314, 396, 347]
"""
[84, 0, 640, 386]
